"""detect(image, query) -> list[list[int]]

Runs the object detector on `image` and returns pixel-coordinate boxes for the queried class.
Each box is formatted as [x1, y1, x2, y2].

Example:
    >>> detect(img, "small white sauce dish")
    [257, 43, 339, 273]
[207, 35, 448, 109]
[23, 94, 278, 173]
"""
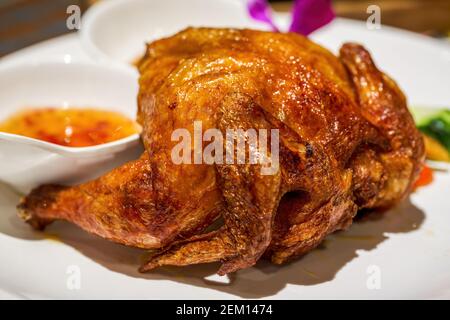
[0, 60, 142, 194]
[80, 0, 265, 66]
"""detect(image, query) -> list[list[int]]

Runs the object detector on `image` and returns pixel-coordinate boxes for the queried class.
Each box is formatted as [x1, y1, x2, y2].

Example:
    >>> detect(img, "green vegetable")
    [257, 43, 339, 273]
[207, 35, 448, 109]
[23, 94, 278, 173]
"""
[413, 108, 450, 152]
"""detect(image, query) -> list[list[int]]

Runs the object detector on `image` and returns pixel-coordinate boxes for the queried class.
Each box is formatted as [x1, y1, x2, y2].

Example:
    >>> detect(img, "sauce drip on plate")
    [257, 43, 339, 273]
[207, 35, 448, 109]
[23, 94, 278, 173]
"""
[0, 108, 139, 147]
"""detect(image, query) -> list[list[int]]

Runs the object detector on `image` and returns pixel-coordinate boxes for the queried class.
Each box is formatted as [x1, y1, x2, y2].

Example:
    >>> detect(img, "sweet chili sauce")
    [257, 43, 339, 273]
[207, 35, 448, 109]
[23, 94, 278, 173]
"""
[0, 108, 139, 147]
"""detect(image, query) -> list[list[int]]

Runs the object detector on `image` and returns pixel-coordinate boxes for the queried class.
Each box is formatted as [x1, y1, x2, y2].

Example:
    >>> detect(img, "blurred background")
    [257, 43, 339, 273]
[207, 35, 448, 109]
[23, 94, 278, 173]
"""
[1, 0, 449, 57]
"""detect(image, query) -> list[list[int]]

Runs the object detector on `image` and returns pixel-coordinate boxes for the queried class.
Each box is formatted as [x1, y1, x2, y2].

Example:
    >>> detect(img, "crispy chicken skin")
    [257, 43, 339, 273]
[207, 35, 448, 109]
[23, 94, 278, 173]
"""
[18, 28, 424, 275]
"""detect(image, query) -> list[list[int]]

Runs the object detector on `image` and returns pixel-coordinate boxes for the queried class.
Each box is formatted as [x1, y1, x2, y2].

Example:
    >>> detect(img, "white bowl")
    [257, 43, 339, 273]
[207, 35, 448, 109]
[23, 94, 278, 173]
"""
[80, 0, 265, 66]
[0, 60, 142, 194]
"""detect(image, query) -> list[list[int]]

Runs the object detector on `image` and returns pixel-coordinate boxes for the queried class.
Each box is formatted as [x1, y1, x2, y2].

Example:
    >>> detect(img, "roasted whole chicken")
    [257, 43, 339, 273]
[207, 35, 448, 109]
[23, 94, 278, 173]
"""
[18, 28, 424, 275]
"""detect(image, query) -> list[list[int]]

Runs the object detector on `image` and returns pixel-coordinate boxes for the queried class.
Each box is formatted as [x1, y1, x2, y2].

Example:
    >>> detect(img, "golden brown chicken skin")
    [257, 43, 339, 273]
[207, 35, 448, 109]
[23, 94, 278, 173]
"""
[18, 28, 424, 275]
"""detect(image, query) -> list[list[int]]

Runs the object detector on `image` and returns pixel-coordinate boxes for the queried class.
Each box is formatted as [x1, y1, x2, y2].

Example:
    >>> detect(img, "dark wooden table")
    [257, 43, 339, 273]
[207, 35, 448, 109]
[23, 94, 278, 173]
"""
[0, 0, 92, 57]
[272, 0, 450, 37]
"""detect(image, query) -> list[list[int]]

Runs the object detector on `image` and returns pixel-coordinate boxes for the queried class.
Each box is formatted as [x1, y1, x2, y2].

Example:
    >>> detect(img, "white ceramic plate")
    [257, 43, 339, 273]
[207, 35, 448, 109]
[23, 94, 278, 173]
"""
[0, 15, 449, 299]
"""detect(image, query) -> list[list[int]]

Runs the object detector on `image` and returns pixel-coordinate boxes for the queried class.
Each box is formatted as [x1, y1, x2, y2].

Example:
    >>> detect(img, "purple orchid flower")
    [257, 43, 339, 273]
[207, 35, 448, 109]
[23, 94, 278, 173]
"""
[247, 0, 279, 31]
[289, 0, 335, 34]
[247, 0, 335, 36]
